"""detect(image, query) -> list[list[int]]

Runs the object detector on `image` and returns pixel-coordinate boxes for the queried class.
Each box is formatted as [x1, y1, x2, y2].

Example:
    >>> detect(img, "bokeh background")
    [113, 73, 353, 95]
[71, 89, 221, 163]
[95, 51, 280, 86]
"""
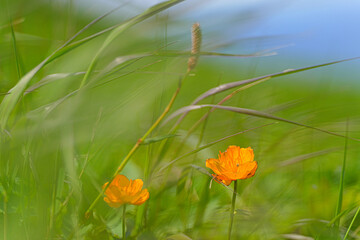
[0, 0, 360, 239]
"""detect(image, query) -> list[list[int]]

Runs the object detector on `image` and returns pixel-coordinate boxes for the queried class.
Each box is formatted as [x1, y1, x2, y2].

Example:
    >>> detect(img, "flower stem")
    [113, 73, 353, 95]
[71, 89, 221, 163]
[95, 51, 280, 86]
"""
[228, 180, 237, 240]
[123, 204, 127, 240]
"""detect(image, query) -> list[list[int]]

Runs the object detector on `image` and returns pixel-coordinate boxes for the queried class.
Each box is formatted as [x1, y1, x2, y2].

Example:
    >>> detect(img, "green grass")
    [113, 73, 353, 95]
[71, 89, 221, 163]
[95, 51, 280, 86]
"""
[1, 1, 360, 239]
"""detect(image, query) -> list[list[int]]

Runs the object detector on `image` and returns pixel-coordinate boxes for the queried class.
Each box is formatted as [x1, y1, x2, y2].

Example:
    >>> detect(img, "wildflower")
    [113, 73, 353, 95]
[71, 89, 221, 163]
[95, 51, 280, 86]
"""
[206, 146, 257, 185]
[103, 175, 149, 207]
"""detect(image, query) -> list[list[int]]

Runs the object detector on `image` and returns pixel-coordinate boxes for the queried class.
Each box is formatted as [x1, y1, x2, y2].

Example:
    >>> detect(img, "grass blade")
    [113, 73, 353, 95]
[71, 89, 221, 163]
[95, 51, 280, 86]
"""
[0, 0, 183, 130]
[0, 5, 125, 130]
[0, 65, 44, 131]
[343, 206, 360, 240]
[327, 203, 358, 227]
[175, 77, 271, 151]
[26, 56, 159, 118]
[192, 57, 360, 104]
[335, 120, 349, 227]
[9, 19, 24, 79]
[172, 57, 360, 129]
[24, 72, 85, 95]
[164, 104, 360, 142]
[79, 0, 185, 87]
[46, 4, 125, 63]
[277, 148, 339, 168]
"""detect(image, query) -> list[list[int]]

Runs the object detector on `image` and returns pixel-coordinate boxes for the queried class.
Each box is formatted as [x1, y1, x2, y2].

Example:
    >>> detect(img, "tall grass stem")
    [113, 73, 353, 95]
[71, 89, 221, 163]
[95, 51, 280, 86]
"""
[343, 206, 360, 240]
[335, 120, 349, 227]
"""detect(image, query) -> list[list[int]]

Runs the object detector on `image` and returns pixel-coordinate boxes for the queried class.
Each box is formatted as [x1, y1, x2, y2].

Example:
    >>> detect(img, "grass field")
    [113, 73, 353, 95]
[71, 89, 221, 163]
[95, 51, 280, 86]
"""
[1, 0, 360, 239]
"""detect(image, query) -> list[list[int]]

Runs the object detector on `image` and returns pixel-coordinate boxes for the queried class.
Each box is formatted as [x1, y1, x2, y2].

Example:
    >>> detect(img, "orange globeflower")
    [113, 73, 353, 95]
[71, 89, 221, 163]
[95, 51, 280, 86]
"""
[206, 146, 257, 185]
[103, 175, 149, 208]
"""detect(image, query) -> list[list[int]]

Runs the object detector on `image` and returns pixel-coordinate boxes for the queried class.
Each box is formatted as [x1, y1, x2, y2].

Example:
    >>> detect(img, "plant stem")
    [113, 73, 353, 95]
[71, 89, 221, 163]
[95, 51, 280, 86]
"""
[3, 191, 7, 240]
[123, 204, 127, 240]
[335, 120, 349, 227]
[343, 206, 360, 240]
[85, 84, 181, 217]
[228, 180, 237, 240]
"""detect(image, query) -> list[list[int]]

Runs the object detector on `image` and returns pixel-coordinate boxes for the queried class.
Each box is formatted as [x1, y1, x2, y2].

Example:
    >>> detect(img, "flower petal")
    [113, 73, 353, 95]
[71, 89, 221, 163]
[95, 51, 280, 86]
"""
[225, 161, 258, 180]
[206, 158, 226, 176]
[130, 179, 144, 194]
[104, 185, 122, 202]
[131, 189, 149, 205]
[103, 175, 149, 207]
[114, 175, 130, 188]
[239, 147, 254, 164]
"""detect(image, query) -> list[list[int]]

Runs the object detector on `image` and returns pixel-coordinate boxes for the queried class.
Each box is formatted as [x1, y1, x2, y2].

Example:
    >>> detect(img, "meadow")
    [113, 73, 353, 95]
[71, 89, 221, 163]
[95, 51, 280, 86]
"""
[1, 0, 360, 239]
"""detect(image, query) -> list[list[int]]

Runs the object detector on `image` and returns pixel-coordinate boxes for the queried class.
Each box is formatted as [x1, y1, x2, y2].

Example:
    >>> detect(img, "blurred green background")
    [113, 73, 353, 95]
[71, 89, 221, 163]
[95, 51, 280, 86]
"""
[0, 0, 360, 239]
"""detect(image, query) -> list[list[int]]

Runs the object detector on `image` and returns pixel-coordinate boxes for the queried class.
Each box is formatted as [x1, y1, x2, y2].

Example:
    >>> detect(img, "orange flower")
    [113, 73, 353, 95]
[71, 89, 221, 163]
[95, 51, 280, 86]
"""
[206, 146, 257, 185]
[103, 175, 149, 207]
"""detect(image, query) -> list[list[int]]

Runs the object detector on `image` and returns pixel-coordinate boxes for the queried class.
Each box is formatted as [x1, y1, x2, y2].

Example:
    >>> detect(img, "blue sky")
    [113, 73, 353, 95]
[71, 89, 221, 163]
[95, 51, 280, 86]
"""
[79, 0, 360, 78]
[87, 0, 360, 58]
